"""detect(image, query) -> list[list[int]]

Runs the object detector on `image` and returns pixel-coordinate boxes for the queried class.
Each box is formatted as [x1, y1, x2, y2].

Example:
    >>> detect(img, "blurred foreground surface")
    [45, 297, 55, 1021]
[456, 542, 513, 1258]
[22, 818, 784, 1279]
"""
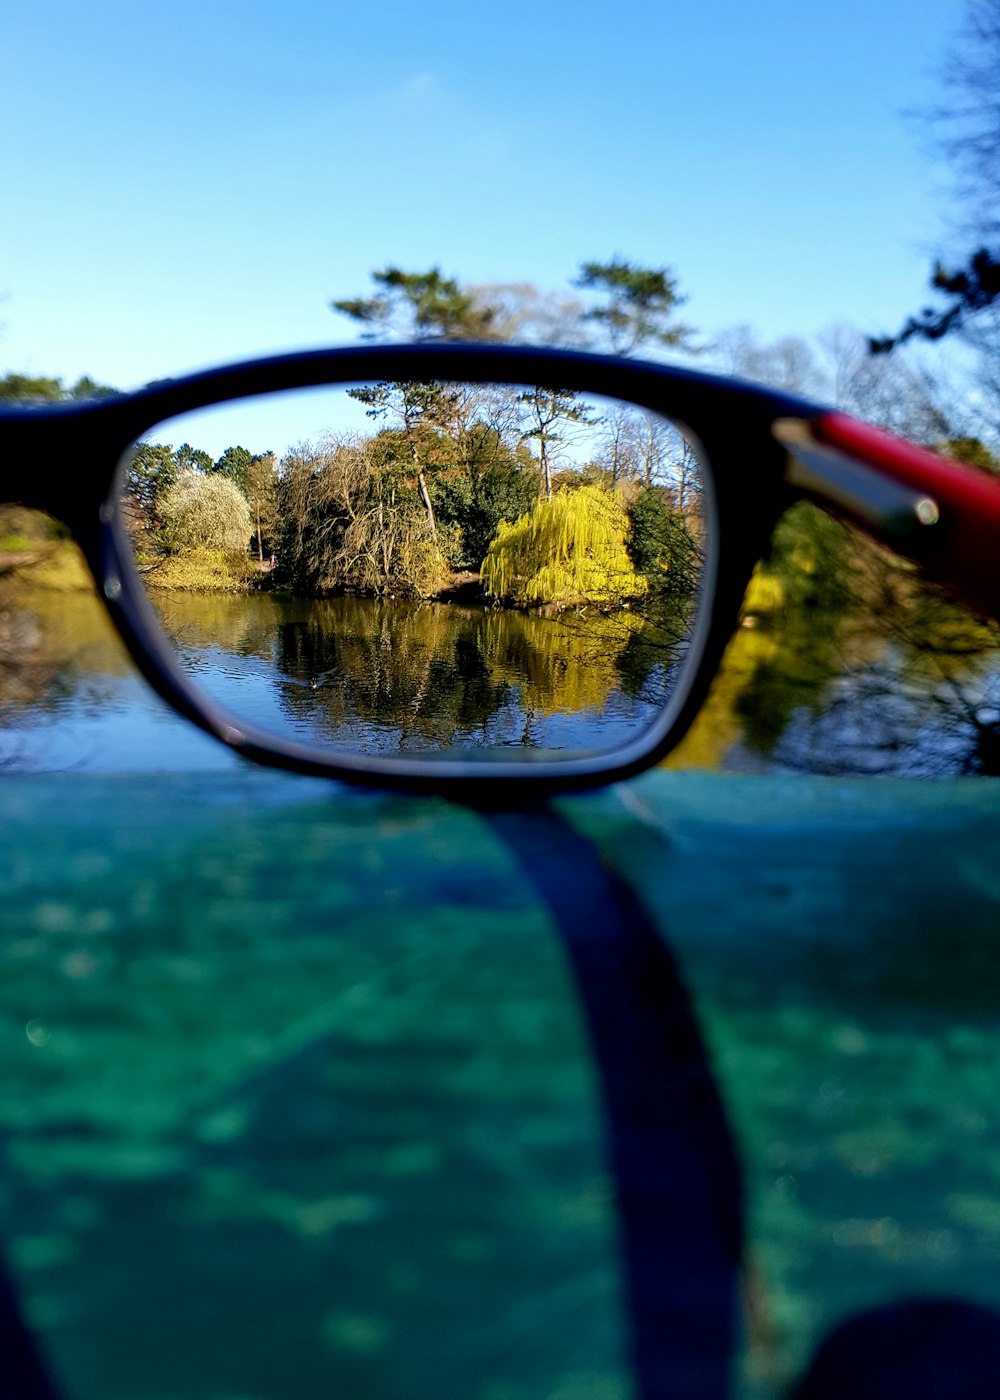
[2, 770, 1000, 1398]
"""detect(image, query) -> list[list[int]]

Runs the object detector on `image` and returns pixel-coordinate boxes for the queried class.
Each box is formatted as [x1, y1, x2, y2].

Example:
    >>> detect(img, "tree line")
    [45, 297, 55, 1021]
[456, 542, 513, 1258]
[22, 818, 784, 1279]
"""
[107, 255, 703, 604]
[123, 365, 703, 613]
[123, 441, 279, 565]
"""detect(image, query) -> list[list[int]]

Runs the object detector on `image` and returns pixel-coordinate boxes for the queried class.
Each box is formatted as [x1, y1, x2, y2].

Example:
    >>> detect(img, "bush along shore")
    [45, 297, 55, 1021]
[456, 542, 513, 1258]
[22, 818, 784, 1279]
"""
[114, 378, 705, 613]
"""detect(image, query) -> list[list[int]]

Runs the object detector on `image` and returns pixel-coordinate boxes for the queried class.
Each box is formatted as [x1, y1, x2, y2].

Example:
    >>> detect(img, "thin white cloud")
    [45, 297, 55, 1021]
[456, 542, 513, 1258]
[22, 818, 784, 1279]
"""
[397, 70, 437, 102]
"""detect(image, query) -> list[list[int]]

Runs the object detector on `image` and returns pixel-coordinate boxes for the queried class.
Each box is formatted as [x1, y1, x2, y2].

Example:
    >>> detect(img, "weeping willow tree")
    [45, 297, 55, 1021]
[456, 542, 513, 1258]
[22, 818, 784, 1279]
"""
[482, 484, 645, 606]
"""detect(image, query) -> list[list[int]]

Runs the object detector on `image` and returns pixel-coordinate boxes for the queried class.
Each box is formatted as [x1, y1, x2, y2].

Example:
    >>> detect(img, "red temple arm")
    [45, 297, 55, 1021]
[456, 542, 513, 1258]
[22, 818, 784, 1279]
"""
[816, 412, 1000, 623]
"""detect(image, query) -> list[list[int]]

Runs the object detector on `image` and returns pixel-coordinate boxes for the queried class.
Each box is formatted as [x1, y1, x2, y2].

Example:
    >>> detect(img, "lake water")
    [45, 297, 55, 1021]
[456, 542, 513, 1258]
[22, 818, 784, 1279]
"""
[150, 589, 691, 760]
[4, 578, 1000, 777]
[0, 585, 691, 773]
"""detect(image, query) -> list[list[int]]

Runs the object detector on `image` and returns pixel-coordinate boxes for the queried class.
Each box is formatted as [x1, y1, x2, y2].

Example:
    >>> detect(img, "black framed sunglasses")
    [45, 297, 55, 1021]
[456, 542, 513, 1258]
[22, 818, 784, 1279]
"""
[4, 342, 999, 793]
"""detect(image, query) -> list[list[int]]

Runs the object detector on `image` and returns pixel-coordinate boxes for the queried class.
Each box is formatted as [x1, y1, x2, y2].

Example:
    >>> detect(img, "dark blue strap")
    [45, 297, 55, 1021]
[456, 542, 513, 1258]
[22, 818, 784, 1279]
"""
[0, 1262, 62, 1400]
[488, 805, 744, 1400]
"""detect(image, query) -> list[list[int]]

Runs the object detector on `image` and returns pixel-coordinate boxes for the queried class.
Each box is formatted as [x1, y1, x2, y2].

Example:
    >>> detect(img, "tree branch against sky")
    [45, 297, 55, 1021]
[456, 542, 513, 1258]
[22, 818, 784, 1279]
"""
[930, 0, 1000, 245]
[869, 250, 1000, 353]
[331, 268, 498, 342]
[332, 260, 695, 357]
[872, 0, 999, 358]
[572, 258, 696, 356]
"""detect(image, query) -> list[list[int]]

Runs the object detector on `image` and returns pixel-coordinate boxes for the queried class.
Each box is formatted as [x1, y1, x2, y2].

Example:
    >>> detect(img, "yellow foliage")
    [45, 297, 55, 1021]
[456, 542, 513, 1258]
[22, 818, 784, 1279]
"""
[3, 540, 92, 593]
[743, 567, 784, 615]
[666, 624, 780, 770]
[140, 548, 254, 593]
[482, 484, 645, 606]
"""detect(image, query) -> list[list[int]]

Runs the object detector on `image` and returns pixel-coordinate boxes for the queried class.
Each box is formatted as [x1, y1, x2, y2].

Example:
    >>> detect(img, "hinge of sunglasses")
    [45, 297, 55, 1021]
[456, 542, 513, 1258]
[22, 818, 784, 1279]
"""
[773, 418, 940, 550]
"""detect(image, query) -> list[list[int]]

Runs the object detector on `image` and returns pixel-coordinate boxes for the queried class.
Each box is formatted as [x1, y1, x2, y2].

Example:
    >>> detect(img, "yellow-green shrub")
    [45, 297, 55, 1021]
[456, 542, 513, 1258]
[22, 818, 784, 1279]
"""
[482, 484, 645, 607]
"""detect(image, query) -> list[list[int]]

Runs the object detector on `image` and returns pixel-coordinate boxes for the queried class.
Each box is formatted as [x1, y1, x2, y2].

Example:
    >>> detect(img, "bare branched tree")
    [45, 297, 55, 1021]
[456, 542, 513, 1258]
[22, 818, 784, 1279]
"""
[872, 2, 999, 364]
[928, 0, 1000, 244]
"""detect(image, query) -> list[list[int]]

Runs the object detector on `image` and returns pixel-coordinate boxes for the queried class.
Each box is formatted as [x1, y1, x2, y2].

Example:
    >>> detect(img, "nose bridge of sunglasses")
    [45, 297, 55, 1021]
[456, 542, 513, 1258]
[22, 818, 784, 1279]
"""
[773, 418, 940, 551]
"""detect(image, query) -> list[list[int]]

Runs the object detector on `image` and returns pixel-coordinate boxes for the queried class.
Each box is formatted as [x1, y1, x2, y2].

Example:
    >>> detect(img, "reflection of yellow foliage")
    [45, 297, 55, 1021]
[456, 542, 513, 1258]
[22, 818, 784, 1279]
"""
[481, 607, 647, 715]
[122, 590, 679, 740]
[666, 625, 779, 770]
[3, 540, 92, 593]
[150, 589, 274, 655]
[895, 588, 998, 685]
[789, 547, 816, 576]
[482, 486, 644, 606]
[743, 567, 784, 615]
[1, 567, 131, 712]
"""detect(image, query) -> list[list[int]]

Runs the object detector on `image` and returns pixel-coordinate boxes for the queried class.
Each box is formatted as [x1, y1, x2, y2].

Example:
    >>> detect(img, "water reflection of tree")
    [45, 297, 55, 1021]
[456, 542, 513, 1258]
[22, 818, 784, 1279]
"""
[152, 592, 285, 665]
[273, 601, 515, 750]
[481, 607, 675, 716]
[727, 504, 1000, 776]
[766, 587, 1000, 778]
[0, 572, 128, 762]
[261, 597, 692, 753]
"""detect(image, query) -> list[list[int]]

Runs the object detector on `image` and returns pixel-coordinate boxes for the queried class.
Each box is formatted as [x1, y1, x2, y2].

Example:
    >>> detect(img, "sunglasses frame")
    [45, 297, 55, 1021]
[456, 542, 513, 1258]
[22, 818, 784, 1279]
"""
[2, 342, 991, 794]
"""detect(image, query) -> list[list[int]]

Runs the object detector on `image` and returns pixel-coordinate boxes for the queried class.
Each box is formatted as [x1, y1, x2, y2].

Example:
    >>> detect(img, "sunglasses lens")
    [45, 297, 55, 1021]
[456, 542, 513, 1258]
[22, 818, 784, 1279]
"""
[116, 380, 712, 767]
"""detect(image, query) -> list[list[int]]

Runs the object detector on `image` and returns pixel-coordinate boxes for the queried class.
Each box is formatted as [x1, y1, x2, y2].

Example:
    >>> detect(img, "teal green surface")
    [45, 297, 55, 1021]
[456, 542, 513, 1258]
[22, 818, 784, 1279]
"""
[565, 775, 1000, 1393]
[2, 776, 626, 1400]
[2, 772, 1000, 1398]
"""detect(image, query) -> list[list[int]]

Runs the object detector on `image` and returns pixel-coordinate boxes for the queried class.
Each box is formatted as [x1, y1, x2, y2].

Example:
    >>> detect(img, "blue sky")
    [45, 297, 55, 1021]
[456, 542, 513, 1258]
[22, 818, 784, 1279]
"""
[1, 0, 965, 393]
